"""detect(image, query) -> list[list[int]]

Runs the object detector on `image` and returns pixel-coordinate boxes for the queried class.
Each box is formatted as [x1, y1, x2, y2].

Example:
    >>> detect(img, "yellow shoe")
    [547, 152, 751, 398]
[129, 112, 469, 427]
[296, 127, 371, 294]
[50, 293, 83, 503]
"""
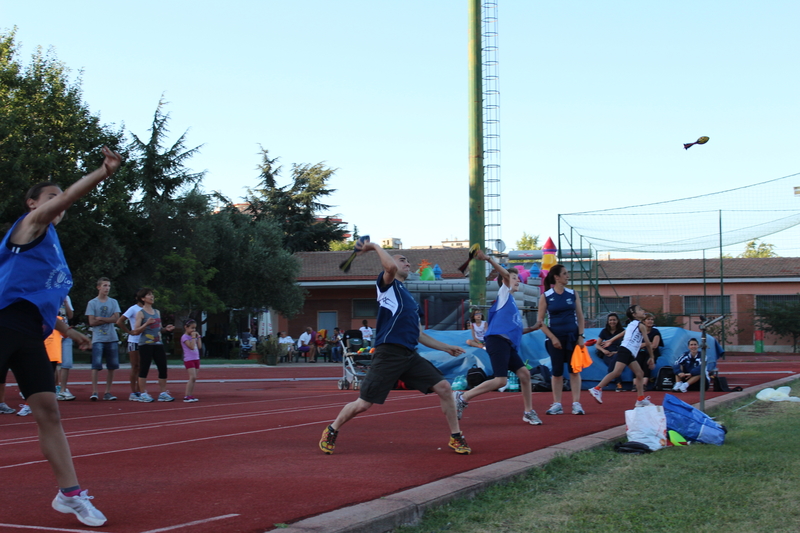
[319, 426, 338, 454]
[448, 433, 472, 455]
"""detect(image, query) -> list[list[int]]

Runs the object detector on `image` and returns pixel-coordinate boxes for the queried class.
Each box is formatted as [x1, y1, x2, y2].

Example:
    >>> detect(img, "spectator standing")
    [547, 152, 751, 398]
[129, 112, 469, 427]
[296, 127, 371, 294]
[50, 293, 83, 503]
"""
[56, 297, 76, 400]
[181, 319, 202, 402]
[85, 277, 120, 401]
[116, 292, 144, 401]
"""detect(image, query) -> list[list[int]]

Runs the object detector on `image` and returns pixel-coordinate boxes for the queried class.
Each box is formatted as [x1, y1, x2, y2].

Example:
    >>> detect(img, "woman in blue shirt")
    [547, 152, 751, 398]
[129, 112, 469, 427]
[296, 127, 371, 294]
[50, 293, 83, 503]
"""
[0, 146, 120, 527]
[537, 264, 586, 415]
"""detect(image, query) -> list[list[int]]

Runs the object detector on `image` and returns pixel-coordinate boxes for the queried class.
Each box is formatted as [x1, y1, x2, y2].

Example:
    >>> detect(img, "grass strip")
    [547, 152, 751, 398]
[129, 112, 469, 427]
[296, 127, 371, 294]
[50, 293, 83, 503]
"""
[397, 381, 800, 533]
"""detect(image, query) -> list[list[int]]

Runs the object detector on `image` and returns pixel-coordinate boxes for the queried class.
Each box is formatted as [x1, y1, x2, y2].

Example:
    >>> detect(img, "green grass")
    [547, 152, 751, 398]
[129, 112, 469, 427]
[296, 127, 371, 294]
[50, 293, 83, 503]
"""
[397, 381, 800, 533]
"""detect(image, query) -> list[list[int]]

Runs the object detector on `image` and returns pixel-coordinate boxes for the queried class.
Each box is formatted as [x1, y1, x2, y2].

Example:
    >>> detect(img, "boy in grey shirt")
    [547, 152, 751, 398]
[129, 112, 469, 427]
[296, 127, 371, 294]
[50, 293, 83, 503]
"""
[85, 277, 121, 401]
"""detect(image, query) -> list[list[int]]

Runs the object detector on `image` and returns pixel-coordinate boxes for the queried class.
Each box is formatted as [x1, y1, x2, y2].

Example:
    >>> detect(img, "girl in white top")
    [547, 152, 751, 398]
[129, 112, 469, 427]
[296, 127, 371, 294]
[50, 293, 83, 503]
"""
[466, 308, 488, 348]
[589, 305, 655, 408]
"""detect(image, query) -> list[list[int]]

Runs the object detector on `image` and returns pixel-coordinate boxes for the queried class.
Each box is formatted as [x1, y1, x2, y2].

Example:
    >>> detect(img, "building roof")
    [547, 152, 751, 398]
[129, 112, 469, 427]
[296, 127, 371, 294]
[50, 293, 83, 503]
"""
[296, 248, 471, 281]
[295, 251, 800, 283]
[598, 257, 800, 280]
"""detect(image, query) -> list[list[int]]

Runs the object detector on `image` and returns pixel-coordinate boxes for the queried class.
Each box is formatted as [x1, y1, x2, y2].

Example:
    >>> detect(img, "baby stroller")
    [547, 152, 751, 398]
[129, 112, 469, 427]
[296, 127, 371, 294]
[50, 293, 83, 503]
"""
[337, 330, 371, 390]
[239, 332, 253, 359]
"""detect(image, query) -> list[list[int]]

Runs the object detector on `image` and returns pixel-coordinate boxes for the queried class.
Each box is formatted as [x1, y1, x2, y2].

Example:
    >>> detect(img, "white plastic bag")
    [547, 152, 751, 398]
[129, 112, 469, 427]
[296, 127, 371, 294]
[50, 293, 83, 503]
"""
[625, 405, 668, 451]
[755, 387, 800, 402]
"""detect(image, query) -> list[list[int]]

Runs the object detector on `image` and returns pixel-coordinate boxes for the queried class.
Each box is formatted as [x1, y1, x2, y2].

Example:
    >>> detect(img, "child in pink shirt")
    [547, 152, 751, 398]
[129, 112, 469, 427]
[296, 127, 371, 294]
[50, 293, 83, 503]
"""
[181, 320, 202, 402]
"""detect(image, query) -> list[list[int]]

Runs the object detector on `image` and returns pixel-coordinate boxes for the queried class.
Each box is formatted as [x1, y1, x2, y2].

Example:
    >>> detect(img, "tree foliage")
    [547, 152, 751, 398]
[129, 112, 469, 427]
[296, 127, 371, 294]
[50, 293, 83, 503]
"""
[516, 232, 541, 251]
[756, 298, 800, 353]
[0, 28, 133, 306]
[200, 208, 305, 317]
[245, 148, 346, 253]
[0, 31, 316, 322]
[739, 239, 777, 258]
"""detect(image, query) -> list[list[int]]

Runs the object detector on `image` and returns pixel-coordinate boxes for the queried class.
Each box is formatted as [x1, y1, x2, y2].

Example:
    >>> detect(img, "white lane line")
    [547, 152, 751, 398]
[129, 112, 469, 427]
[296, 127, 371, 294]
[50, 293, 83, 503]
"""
[138, 514, 240, 533]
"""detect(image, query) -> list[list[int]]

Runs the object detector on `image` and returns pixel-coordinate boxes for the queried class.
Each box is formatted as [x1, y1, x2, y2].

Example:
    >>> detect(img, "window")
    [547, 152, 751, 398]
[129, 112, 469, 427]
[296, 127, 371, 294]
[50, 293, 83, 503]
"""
[598, 296, 630, 314]
[684, 295, 730, 316]
[756, 294, 800, 313]
[352, 299, 378, 318]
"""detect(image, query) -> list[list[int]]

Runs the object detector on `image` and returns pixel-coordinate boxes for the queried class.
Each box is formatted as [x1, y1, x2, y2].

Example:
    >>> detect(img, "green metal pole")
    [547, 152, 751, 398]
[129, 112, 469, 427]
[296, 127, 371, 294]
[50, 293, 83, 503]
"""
[468, 0, 486, 306]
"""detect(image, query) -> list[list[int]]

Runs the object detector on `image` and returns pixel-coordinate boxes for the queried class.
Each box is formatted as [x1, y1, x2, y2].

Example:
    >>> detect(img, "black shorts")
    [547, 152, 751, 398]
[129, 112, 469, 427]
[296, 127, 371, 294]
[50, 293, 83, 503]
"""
[545, 332, 576, 377]
[616, 346, 637, 366]
[485, 335, 524, 378]
[359, 343, 445, 405]
[0, 326, 57, 398]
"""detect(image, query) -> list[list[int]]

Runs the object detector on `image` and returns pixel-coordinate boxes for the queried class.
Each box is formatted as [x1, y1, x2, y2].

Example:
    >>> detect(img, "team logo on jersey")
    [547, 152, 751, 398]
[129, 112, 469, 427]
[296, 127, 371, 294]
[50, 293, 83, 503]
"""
[566, 298, 573, 304]
[45, 268, 72, 290]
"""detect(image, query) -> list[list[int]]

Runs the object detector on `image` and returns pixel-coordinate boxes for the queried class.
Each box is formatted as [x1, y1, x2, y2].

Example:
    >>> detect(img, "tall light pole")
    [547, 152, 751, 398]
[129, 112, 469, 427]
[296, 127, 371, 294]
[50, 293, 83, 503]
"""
[468, 0, 486, 306]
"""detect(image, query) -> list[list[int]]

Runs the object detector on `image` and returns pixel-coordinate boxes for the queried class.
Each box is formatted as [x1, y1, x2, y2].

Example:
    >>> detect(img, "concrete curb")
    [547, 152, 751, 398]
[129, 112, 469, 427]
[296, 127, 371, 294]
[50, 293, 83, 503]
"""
[274, 374, 799, 533]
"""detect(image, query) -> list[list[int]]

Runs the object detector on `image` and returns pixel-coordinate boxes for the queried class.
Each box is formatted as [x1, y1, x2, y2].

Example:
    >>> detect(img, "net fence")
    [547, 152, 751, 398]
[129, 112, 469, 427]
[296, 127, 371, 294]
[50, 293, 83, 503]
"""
[559, 172, 800, 253]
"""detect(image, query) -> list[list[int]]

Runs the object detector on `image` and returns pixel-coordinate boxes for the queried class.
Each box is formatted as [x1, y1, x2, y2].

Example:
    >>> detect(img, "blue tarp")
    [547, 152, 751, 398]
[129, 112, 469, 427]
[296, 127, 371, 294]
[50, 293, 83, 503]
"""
[662, 393, 726, 445]
[416, 328, 724, 388]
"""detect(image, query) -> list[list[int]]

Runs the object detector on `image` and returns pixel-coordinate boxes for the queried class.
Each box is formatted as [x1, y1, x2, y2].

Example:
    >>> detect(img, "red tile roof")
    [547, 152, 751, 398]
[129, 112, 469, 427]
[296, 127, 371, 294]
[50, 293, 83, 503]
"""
[296, 248, 471, 281]
[597, 257, 800, 280]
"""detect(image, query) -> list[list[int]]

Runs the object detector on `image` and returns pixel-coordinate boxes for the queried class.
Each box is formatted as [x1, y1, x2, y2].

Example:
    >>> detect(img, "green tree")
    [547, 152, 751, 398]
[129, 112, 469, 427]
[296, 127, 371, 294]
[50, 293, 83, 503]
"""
[201, 207, 305, 318]
[245, 148, 346, 252]
[153, 248, 225, 318]
[739, 239, 777, 258]
[516, 232, 541, 250]
[0, 29, 136, 306]
[330, 239, 356, 251]
[756, 298, 800, 353]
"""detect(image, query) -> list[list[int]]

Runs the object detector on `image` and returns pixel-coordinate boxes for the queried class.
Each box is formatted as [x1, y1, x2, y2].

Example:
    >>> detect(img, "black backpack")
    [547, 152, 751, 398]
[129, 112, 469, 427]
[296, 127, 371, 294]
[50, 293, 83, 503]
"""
[713, 375, 743, 392]
[466, 365, 489, 389]
[654, 366, 676, 391]
[530, 364, 552, 392]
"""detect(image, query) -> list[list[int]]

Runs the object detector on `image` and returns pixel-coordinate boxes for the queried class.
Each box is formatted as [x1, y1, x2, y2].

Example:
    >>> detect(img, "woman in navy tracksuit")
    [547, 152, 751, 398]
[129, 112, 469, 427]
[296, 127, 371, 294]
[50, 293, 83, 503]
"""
[537, 264, 586, 415]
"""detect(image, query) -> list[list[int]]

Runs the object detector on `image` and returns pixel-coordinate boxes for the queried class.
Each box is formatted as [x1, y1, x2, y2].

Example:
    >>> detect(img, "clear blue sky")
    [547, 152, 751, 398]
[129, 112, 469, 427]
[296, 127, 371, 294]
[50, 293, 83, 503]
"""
[3, 1, 799, 257]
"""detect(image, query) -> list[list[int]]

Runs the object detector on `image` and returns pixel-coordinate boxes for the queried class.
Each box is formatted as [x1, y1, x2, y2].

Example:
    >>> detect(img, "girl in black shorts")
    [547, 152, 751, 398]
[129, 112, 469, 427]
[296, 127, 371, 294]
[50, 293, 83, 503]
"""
[0, 146, 120, 526]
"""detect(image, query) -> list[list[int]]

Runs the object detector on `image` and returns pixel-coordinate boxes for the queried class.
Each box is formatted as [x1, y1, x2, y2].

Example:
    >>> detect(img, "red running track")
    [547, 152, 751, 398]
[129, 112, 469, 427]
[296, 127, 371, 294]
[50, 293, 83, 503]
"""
[1, 356, 797, 533]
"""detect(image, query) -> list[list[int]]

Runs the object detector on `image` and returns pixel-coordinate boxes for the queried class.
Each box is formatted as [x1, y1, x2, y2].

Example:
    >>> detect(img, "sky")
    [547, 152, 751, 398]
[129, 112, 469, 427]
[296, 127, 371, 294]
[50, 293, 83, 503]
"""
[3, 1, 799, 258]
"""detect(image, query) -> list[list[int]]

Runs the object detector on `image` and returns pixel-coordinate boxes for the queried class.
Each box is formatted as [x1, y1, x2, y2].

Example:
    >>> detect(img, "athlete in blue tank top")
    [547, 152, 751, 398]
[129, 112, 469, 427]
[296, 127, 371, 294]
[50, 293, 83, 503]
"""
[537, 264, 586, 416]
[0, 146, 121, 527]
[454, 248, 544, 426]
[319, 242, 472, 456]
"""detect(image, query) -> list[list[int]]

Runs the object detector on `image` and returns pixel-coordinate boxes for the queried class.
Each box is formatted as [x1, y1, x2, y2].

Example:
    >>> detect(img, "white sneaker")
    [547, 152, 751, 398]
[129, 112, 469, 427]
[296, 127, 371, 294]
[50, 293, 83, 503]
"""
[523, 410, 543, 425]
[129, 392, 141, 401]
[680, 382, 690, 393]
[139, 392, 154, 403]
[545, 402, 563, 415]
[589, 387, 603, 404]
[17, 404, 32, 416]
[0, 402, 16, 414]
[58, 389, 76, 401]
[572, 402, 585, 415]
[672, 381, 683, 392]
[157, 391, 175, 402]
[52, 490, 107, 527]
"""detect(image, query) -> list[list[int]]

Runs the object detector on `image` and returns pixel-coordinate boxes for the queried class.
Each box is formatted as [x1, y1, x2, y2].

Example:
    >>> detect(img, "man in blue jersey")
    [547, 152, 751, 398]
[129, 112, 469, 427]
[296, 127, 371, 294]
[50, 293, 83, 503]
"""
[453, 248, 543, 425]
[319, 242, 471, 455]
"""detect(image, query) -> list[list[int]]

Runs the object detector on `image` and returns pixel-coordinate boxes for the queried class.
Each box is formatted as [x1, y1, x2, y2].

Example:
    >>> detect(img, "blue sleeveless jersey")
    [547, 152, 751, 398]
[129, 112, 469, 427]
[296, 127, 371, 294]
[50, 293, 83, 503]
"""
[0, 215, 73, 338]
[486, 283, 523, 350]
[374, 272, 421, 350]
[544, 287, 578, 336]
